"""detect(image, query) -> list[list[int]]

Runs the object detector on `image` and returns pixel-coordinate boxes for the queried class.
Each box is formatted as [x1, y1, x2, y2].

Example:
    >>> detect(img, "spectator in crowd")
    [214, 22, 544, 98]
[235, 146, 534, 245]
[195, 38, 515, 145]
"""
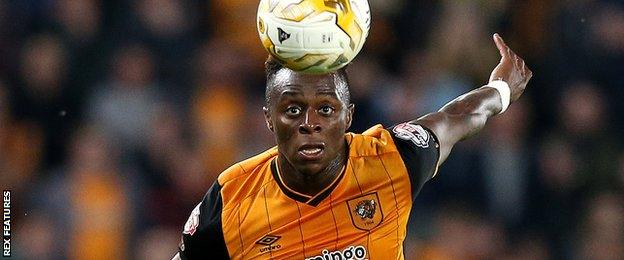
[88, 43, 163, 156]
[13, 34, 72, 169]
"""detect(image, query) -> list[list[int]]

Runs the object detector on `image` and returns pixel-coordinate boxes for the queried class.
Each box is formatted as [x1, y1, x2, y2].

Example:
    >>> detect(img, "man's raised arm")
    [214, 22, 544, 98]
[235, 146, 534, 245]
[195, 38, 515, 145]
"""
[415, 33, 533, 166]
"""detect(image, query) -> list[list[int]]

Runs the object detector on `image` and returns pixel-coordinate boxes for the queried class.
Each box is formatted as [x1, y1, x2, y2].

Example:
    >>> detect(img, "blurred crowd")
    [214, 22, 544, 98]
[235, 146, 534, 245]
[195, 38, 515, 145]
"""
[1, 0, 623, 259]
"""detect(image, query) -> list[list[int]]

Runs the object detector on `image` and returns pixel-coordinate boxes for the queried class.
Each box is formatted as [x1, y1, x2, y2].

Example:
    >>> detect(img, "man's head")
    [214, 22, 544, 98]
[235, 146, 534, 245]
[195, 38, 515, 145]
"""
[264, 57, 351, 108]
[263, 57, 354, 176]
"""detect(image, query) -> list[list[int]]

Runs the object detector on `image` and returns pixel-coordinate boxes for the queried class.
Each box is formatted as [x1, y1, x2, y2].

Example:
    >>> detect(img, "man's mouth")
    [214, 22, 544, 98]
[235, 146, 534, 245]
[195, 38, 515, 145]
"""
[301, 147, 322, 155]
[297, 143, 325, 160]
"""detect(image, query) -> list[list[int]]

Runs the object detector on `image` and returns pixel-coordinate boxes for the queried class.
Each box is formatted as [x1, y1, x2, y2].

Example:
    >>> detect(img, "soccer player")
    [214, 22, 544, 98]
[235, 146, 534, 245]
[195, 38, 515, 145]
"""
[173, 34, 532, 259]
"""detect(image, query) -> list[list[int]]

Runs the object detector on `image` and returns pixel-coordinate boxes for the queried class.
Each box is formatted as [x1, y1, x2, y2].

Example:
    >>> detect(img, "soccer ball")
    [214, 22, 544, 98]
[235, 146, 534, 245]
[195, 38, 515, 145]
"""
[257, 0, 371, 74]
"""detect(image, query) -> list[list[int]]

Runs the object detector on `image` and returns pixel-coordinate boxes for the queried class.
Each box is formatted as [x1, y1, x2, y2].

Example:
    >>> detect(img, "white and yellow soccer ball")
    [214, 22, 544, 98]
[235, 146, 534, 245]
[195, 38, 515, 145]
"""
[257, 0, 371, 74]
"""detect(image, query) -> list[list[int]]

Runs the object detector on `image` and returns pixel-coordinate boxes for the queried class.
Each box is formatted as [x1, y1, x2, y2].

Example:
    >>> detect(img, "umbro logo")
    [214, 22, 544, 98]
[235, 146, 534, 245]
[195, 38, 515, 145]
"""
[278, 28, 291, 43]
[257, 234, 282, 253]
[256, 234, 281, 245]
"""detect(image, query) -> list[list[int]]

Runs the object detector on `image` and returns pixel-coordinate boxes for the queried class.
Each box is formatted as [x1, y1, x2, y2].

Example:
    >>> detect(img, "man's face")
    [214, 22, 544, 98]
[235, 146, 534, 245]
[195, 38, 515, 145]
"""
[265, 69, 354, 176]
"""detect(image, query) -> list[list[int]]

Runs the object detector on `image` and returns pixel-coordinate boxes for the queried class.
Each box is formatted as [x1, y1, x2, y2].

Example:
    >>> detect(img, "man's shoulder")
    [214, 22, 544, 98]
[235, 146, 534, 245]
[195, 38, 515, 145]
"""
[346, 124, 399, 158]
[215, 147, 279, 210]
[217, 147, 278, 186]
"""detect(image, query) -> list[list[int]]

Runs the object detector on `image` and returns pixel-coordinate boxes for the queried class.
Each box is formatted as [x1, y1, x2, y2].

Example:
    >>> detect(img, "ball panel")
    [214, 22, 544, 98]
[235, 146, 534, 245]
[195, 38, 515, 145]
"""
[277, 1, 316, 22]
[257, 0, 370, 73]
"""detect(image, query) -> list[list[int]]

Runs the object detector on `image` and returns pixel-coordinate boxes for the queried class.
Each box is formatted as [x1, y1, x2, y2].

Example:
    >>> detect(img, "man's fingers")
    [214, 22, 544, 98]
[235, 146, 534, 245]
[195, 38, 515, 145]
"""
[508, 48, 516, 59]
[492, 33, 533, 85]
[493, 33, 508, 57]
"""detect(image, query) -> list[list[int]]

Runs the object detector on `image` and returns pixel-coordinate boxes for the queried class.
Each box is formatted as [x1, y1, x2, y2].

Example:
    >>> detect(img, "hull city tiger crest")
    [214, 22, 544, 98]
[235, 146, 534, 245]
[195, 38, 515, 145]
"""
[347, 192, 383, 231]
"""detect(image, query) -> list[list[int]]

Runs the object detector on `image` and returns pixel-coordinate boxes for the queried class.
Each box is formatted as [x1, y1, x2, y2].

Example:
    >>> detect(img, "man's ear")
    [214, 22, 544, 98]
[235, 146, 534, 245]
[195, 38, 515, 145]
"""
[263, 107, 274, 132]
[345, 103, 355, 130]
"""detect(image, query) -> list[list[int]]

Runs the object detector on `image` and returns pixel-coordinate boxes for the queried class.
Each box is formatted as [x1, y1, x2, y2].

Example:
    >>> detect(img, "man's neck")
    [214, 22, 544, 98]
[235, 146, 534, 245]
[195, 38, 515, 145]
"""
[277, 148, 347, 197]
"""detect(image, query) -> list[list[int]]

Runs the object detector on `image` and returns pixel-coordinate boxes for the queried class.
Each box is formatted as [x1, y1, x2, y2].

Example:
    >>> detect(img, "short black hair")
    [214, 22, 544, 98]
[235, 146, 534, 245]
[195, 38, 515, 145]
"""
[264, 56, 351, 108]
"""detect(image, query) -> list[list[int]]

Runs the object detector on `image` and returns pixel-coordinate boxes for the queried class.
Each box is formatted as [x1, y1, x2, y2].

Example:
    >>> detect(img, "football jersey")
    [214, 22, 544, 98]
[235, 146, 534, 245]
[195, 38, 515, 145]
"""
[178, 123, 439, 259]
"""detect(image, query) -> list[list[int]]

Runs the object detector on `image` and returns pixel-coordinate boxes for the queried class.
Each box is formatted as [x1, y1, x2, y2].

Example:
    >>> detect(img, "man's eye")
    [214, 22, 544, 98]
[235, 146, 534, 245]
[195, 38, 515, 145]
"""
[319, 106, 334, 115]
[286, 107, 302, 116]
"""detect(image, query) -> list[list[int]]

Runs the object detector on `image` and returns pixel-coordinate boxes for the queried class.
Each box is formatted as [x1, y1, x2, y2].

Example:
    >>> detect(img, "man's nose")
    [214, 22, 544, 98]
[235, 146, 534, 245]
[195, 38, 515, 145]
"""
[299, 109, 322, 134]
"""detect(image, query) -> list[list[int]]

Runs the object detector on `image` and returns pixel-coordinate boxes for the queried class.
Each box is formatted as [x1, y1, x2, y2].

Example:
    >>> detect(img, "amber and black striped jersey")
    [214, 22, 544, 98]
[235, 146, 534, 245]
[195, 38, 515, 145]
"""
[178, 123, 440, 259]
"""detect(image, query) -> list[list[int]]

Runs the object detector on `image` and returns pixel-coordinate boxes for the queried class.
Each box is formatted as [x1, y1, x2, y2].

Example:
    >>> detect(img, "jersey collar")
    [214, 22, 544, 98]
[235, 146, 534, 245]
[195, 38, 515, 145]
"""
[270, 155, 347, 207]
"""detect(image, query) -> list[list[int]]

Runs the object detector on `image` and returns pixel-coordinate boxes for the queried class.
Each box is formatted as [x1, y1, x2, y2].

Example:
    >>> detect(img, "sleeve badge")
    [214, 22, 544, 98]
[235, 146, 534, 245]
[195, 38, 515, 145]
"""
[183, 202, 202, 236]
[392, 122, 430, 148]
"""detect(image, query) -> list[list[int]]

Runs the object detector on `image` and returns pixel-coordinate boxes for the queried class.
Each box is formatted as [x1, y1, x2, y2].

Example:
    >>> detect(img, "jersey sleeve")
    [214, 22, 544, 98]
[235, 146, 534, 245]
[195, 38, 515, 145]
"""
[177, 181, 229, 259]
[388, 122, 440, 198]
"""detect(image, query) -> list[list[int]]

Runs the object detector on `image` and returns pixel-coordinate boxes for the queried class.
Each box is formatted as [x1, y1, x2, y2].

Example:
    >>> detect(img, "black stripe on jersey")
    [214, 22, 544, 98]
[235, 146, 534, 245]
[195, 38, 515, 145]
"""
[271, 159, 310, 203]
[295, 201, 307, 256]
[389, 124, 440, 199]
[271, 159, 347, 206]
[178, 182, 229, 259]
[378, 155, 402, 251]
[328, 193, 340, 251]
[307, 168, 345, 206]
[262, 187, 274, 258]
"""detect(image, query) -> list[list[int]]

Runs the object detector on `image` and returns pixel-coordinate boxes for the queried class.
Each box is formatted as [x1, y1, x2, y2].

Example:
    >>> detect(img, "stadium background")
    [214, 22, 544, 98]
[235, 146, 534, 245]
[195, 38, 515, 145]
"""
[1, 0, 623, 259]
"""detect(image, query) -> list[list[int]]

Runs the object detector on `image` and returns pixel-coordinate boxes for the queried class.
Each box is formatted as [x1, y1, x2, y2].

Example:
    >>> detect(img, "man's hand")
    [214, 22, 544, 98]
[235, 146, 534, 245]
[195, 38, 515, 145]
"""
[489, 33, 532, 102]
[413, 33, 533, 167]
